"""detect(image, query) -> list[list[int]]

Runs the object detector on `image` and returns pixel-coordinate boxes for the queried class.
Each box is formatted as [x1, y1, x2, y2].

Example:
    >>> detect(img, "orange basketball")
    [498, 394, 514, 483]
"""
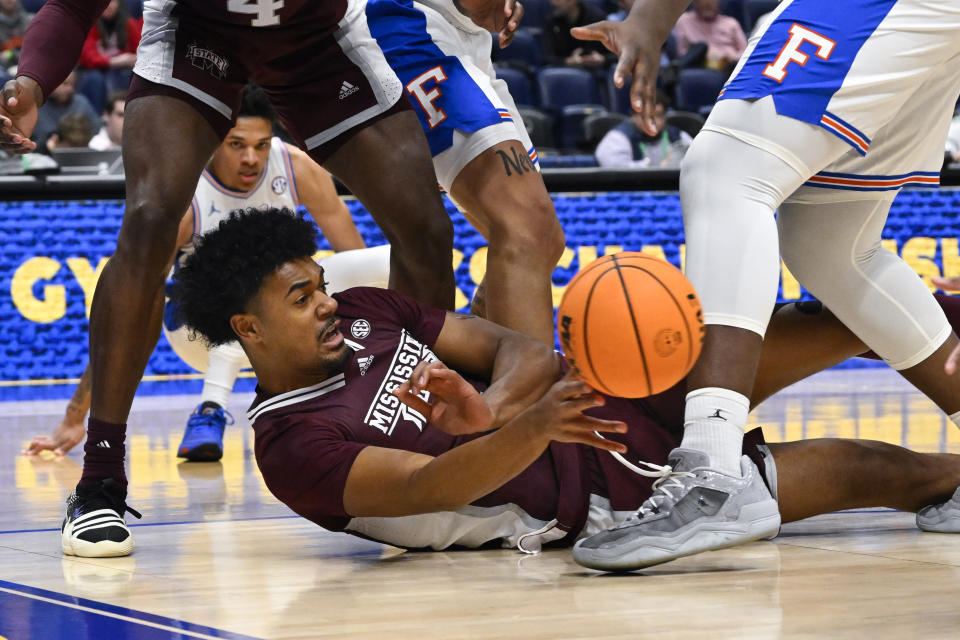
[557, 252, 704, 398]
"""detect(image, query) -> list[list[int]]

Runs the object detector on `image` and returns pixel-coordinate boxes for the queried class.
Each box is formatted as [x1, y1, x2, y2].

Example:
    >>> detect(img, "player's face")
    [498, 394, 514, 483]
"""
[104, 100, 124, 143]
[209, 116, 273, 192]
[255, 258, 351, 378]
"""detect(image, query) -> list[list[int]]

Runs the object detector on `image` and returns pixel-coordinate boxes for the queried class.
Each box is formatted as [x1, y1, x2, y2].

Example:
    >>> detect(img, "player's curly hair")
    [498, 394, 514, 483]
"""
[169, 207, 318, 347]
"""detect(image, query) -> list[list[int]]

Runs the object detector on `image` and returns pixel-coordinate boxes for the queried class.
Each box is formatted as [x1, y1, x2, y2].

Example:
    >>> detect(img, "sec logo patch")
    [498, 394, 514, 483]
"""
[351, 319, 371, 339]
[271, 176, 288, 195]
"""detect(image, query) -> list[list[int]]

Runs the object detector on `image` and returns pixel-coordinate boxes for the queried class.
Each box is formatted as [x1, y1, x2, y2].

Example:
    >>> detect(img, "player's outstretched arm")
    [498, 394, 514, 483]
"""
[571, 0, 689, 135]
[287, 145, 365, 252]
[22, 366, 91, 456]
[932, 276, 960, 374]
[345, 369, 626, 517]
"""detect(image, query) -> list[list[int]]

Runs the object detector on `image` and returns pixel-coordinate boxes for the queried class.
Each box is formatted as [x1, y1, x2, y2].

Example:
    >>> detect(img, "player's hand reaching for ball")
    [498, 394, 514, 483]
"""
[571, 0, 689, 135]
[932, 275, 960, 374]
[394, 360, 495, 435]
[513, 369, 628, 452]
[0, 76, 42, 154]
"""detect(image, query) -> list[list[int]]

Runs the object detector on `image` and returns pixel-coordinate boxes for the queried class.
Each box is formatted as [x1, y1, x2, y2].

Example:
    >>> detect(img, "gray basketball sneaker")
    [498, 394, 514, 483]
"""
[572, 448, 781, 571]
[916, 487, 960, 533]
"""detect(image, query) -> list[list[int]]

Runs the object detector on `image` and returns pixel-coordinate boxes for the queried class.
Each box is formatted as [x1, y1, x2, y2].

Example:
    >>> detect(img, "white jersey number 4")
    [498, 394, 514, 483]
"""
[227, 0, 284, 27]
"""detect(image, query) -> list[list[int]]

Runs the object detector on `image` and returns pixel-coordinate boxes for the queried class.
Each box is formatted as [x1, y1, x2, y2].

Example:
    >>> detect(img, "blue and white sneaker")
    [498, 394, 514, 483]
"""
[572, 448, 781, 571]
[176, 403, 233, 462]
[917, 488, 960, 533]
[62, 478, 141, 558]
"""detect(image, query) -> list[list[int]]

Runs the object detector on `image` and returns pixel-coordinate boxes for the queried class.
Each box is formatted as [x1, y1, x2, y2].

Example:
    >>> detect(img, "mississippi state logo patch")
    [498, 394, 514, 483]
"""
[351, 319, 371, 339]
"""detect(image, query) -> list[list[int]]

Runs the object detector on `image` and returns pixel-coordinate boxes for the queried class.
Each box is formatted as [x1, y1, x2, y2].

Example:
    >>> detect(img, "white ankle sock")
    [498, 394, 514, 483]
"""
[680, 387, 750, 476]
[200, 345, 244, 409]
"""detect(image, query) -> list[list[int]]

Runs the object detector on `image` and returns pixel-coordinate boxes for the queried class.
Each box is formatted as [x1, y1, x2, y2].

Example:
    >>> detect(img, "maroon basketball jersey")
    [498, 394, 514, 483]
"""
[248, 288, 757, 550]
[250, 287, 581, 550]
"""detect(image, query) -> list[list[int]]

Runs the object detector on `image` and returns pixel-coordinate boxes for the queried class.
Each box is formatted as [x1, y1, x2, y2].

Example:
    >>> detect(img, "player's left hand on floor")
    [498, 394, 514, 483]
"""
[21, 421, 86, 457]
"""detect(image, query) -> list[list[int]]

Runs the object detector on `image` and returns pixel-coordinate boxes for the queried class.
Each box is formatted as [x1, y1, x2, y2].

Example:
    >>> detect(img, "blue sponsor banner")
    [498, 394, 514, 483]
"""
[2, 189, 959, 400]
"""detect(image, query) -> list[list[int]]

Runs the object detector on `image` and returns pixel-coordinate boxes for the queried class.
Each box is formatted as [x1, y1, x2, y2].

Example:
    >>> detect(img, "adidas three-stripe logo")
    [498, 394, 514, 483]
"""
[339, 81, 359, 100]
[95, 440, 111, 448]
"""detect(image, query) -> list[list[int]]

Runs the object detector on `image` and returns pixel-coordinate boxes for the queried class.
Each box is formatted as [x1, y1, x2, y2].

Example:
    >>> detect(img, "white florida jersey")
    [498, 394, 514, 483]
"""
[188, 137, 300, 241]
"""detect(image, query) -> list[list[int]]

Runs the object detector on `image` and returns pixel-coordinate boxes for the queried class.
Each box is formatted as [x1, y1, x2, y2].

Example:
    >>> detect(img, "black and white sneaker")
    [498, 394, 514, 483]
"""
[62, 478, 142, 558]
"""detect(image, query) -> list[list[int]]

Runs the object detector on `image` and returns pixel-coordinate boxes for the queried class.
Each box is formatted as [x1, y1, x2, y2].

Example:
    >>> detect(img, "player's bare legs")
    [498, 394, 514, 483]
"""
[771, 439, 960, 523]
[60, 95, 220, 558]
[89, 95, 220, 425]
[24, 270, 168, 457]
[323, 109, 455, 310]
[450, 140, 565, 345]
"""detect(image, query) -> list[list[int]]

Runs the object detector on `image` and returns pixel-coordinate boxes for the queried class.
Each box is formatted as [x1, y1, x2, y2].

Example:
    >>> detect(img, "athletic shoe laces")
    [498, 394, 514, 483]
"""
[186, 407, 235, 434]
[76, 478, 142, 520]
[593, 430, 695, 523]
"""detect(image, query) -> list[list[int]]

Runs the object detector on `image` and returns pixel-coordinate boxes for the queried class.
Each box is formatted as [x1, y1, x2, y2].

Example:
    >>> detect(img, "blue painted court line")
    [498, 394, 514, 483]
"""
[0, 514, 300, 536]
[0, 578, 263, 640]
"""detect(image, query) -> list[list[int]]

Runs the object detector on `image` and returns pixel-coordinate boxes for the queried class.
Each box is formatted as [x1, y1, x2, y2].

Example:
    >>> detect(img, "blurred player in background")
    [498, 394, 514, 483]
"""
[23, 84, 388, 462]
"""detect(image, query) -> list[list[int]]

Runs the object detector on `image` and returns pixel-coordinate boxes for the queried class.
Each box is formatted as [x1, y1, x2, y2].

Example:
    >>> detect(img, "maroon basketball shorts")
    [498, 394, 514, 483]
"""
[130, 0, 405, 161]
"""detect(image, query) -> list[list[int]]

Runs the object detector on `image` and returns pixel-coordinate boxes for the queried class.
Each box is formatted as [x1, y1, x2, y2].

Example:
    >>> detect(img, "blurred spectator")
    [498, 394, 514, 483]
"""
[77, 0, 140, 112]
[673, 0, 746, 74]
[89, 89, 125, 150]
[946, 111, 960, 164]
[594, 90, 691, 168]
[46, 111, 96, 152]
[0, 0, 31, 80]
[34, 69, 100, 149]
[543, 0, 612, 68]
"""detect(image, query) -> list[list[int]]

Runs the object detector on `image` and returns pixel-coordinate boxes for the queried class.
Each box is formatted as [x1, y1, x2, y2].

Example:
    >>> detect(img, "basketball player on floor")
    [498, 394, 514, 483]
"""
[571, 0, 960, 568]
[170, 208, 960, 565]
[0, 0, 516, 558]
[22, 84, 390, 462]
[365, 0, 564, 344]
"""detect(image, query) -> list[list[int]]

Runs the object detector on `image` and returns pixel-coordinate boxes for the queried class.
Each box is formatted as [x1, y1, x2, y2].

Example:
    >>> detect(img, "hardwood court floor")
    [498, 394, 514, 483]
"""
[1, 369, 960, 639]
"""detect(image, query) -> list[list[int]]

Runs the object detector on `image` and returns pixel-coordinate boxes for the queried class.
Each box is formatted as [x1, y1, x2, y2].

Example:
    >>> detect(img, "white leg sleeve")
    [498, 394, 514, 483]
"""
[319, 245, 391, 294]
[200, 342, 247, 408]
[778, 195, 951, 370]
[682, 96, 851, 336]
[681, 131, 796, 335]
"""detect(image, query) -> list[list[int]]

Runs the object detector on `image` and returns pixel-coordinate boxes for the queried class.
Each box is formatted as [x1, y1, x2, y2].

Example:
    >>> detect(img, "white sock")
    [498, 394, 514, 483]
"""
[200, 345, 244, 409]
[950, 411, 960, 431]
[680, 387, 750, 476]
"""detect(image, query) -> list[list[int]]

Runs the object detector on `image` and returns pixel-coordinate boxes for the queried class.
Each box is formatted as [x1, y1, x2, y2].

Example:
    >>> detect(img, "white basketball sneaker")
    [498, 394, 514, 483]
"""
[62, 478, 141, 558]
[916, 488, 960, 533]
[572, 448, 781, 571]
